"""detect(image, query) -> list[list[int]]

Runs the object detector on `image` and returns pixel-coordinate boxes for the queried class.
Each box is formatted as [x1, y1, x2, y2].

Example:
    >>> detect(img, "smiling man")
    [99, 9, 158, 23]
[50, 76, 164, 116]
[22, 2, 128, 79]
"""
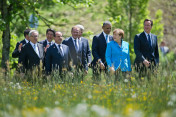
[134, 19, 159, 77]
[45, 31, 72, 76]
[19, 30, 44, 71]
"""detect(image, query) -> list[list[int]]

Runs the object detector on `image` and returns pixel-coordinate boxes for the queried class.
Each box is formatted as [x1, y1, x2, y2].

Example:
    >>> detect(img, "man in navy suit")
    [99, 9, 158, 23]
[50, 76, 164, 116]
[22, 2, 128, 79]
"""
[76, 24, 92, 67]
[45, 31, 72, 75]
[92, 21, 113, 76]
[39, 28, 55, 51]
[63, 26, 88, 82]
[134, 19, 159, 76]
[19, 30, 44, 71]
[12, 29, 31, 59]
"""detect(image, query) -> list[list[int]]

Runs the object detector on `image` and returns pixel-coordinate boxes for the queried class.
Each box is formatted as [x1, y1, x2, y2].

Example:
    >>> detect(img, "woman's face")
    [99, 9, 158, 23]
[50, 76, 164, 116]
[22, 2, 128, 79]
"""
[113, 31, 121, 42]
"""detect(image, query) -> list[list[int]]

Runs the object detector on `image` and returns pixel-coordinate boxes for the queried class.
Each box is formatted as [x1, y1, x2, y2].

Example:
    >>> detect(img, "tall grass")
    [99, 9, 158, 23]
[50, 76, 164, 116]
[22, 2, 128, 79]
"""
[0, 55, 176, 117]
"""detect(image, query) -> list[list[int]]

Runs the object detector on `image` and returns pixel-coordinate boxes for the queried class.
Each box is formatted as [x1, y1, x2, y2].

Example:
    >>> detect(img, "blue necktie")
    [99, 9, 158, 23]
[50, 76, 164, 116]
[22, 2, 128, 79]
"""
[105, 34, 108, 43]
[58, 45, 63, 56]
[74, 39, 78, 52]
[148, 34, 151, 47]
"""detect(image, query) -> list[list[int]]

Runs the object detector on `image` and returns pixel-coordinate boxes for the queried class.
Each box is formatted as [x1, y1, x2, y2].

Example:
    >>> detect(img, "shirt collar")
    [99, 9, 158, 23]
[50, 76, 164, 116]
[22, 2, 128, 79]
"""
[30, 42, 37, 47]
[103, 32, 108, 38]
[72, 37, 78, 42]
[46, 39, 53, 44]
[25, 38, 29, 43]
[144, 31, 151, 37]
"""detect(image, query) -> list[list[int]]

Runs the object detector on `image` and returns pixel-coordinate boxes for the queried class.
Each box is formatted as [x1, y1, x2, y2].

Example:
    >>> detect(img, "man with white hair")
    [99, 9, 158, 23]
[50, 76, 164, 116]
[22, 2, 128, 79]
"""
[19, 30, 45, 71]
[76, 24, 92, 67]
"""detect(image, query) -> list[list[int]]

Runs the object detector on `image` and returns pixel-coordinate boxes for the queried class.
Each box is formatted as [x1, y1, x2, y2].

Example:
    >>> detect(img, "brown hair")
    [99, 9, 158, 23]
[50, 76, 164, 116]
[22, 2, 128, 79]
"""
[144, 19, 153, 27]
[113, 29, 124, 39]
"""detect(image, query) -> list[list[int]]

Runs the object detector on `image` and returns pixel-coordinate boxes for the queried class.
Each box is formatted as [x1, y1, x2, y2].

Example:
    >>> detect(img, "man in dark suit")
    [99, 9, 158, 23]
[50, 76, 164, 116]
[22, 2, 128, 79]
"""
[39, 28, 55, 51]
[134, 19, 159, 76]
[62, 26, 88, 82]
[76, 24, 92, 67]
[92, 21, 113, 75]
[45, 31, 72, 75]
[12, 29, 31, 59]
[19, 30, 44, 71]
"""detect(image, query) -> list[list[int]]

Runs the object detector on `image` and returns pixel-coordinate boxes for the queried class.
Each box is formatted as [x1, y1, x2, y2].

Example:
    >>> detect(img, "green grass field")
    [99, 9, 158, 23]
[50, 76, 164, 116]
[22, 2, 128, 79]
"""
[0, 56, 176, 117]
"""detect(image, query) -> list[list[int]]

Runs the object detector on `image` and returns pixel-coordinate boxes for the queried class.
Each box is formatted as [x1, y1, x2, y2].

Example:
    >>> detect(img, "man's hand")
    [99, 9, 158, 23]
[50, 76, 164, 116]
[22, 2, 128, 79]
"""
[18, 43, 23, 52]
[85, 70, 88, 74]
[100, 62, 105, 70]
[143, 59, 151, 68]
[44, 45, 50, 52]
[109, 67, 115, 75]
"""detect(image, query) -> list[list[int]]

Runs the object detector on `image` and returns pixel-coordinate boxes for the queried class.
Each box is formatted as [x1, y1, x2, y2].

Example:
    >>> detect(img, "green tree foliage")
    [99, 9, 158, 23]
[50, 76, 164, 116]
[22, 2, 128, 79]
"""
[106, 0, 149, 44]
[0, 0, 93, 69]
[105, 0, 164, 63]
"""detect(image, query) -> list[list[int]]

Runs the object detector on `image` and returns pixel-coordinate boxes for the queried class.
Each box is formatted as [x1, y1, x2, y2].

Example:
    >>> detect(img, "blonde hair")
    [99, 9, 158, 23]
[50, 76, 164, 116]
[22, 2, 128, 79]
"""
[113, 29, 124, 39]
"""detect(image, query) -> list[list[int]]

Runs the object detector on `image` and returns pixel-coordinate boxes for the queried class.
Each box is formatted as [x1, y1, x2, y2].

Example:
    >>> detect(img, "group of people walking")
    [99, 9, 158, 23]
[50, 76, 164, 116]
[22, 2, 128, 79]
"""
[12, 18, 159, 80]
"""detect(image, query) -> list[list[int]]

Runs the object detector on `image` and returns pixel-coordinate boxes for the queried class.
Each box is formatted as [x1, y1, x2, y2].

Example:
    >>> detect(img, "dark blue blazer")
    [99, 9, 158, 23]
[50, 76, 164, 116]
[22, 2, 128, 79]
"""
[134, 31, 159, 66]
[12, 39, 27, 58]
[62, 37, 88, 70]
[39, 39, 54, 48]
[81, 37, 92, 64]
[92, 32, 113, 66]
[19, 43, 44, 70]
[45, 44, 72, 73]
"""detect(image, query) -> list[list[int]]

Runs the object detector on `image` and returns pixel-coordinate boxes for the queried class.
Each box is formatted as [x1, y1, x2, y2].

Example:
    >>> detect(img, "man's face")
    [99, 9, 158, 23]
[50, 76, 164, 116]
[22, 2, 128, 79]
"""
[71, 28, 80, 39]
[25, 34, 30, 41]
[144, 21, 152, 33]
[78, 30, 83, 38]
[46, 31, 54, 42]
[55, 32, 63, 44]
[102, 24, 111, 34]
[30, 32, 38, 44]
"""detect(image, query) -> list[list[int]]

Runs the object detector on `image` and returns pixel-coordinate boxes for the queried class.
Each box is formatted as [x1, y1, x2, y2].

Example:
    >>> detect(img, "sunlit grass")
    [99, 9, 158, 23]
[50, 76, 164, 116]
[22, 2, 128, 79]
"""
[0, 59, 176, 117]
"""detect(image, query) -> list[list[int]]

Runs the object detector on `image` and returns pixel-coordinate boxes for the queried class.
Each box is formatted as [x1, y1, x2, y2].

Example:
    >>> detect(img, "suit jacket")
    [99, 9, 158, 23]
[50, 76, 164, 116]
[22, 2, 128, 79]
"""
[19, 43, 44, 70]
[62, 37, 88, 70]
[12, 39, 27, 58]
[92, 32, 113, 66]
[134, 31, 159, 66]
[45, 44, 72, 73]
[106, 40, 131, 71]
[39, 39, 54, 48]
[80, 37, 92, 64]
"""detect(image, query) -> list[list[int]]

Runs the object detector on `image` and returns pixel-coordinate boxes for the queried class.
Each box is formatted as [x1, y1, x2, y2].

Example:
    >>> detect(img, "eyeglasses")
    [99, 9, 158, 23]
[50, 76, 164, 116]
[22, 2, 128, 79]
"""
[31, 35, 38, 38]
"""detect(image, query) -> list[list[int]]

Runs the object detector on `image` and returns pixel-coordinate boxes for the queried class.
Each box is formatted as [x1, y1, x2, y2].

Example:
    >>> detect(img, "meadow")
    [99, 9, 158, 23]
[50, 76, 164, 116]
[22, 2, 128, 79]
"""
[0, 53, 176, 117]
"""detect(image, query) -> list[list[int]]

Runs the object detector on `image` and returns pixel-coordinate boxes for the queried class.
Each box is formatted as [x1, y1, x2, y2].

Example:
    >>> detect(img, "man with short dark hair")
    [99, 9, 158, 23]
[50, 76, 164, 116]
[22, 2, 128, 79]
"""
[134, 19, 159, 76]
[92, 21, 113, 76]
[39, 28, 55, 50]
[12, 28, 31, 59]
[45, 31, 72, 75]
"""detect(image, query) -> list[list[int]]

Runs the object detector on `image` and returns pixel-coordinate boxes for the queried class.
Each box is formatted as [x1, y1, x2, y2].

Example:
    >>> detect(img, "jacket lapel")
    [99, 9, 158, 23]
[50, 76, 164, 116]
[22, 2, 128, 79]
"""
[37, 43, 43, 59]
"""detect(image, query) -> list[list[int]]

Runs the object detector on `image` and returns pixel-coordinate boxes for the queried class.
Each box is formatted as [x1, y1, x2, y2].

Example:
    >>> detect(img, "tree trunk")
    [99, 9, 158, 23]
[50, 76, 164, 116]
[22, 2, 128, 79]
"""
[1, 0, 11, 69]
[129, 0, 132, 45]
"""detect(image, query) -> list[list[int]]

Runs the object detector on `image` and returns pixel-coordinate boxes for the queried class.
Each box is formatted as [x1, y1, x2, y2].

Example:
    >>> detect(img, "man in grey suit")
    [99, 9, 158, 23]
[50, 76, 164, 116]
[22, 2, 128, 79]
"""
[76, 24, 92, 67]
[45, 31, 72, 75]
[62, 26, 88, 82]
[134, 19, 159, 76]
[19, 30, 44, 71]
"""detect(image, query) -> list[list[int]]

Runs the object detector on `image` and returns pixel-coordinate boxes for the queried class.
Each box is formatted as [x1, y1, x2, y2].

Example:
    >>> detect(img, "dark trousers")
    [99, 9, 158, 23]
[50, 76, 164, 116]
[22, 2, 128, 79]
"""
[92, 63, 108, 81]
[135, 61, 157, 79]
